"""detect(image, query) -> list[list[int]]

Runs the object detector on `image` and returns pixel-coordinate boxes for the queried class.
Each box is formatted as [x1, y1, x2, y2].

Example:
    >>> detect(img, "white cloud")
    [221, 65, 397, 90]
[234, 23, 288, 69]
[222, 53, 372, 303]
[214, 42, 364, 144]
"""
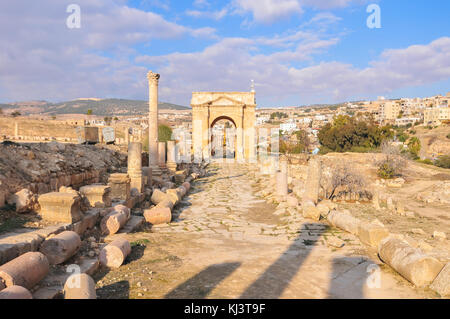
[0, 0, 215, 102]
[232, 0, 364, 24]
[136, 37, 450, 105]
[233, 0, 303, 23]
[186, 8, 228, 20]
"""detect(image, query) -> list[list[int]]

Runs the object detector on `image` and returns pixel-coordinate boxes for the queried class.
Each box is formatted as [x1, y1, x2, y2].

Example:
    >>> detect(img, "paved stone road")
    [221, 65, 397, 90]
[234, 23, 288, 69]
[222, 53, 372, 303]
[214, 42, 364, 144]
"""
[96, 163, 435, 299]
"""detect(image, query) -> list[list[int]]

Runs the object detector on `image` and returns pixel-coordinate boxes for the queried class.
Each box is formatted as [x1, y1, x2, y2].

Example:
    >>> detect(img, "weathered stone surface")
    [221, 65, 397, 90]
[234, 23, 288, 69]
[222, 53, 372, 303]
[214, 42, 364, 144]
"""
[151, 189, 168, 205]
[302, 201, 321, 221]
[64, 273, 96, 299]
[6, 189, 35, 213]
[316, 203, 330, 218]
[155, 199, 174, 211]
[358, 222, 390, 248]
[0, 285, 33, 299]
[100, 211, 128, 236]
[166, 141, 177, 173]
[182, 182, 191, 193]
[326, 237, 345, 248]
[177, 185, 187, 197]
[144, 207, 172, 225]
[304, 157, 322, 204]
[39, 231, 81, 265]
[99, 239, 131, 268]
[0, 252, 49, 289]
[430, 263, 450, 297]
[276, 171, 288, 197]
[396, 200, 405, 215]
[166, 189, 181, 206]
[108, 173, 130, 201]
[128, 142, 143, 193]
[38, 192, 82, 223]
[79, 185, 111, 208]
[286, 195, 298, 208]
[378, 236, 444, 287]
[433, 231, 447, 241]
[327, 210, 361, 235]
[174, 170, 186, 184]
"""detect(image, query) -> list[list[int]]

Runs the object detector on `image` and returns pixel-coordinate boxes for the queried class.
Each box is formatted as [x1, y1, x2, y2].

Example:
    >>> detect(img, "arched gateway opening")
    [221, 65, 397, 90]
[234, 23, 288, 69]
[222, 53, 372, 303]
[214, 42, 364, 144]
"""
[210, 116, 237, 159]
[191, 92, 256, 162]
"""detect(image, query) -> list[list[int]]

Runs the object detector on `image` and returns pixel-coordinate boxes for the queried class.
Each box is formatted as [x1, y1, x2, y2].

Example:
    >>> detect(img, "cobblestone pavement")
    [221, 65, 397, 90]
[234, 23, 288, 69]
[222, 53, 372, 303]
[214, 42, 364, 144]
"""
[96, 163, 436, 299]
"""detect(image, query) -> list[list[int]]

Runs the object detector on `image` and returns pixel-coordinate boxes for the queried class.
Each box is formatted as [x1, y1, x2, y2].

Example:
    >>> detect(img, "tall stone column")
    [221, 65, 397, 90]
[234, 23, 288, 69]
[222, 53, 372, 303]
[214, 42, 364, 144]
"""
[124, 127, 130, 145]
[158, 142, 166, 170]
[147, 71, 162, 176]
[128, 142, 143, 193]
[276, 170, 288, 197]
[166, 140, 177, 173]
[304, 157, 322, 204]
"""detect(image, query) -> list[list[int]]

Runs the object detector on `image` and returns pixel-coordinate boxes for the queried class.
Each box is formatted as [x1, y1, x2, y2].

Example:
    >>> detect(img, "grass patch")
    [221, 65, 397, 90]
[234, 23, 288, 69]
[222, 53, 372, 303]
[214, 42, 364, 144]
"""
[130, 239, 150, 247]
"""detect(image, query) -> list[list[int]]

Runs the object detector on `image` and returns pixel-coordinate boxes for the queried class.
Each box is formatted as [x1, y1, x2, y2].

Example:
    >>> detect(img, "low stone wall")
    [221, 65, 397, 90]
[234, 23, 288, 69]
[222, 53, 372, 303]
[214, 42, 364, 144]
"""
[0, 142, 126, 207]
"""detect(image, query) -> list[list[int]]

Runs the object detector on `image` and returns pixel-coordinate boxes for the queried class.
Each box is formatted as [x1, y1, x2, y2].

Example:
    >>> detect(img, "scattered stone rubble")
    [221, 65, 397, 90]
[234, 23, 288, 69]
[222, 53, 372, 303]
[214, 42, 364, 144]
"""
[250, 155, 450, 298]
[0, 140, 207, 299]
[0, 141, 126, 213]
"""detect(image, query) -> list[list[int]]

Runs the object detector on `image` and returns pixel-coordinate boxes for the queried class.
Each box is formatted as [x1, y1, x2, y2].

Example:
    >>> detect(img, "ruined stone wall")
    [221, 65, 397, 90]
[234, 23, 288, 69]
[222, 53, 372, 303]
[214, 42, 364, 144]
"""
[0, 142, 127, 203]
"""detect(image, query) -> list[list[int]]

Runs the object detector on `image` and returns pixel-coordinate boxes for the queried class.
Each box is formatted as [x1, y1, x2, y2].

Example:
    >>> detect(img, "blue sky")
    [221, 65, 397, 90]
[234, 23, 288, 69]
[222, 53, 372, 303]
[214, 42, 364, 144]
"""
[0, 0, 449, 107]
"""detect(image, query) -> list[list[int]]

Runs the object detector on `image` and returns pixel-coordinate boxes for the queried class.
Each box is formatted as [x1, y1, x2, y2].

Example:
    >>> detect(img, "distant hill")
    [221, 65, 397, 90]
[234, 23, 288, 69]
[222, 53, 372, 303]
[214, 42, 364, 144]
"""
[0, 98, 189, 116]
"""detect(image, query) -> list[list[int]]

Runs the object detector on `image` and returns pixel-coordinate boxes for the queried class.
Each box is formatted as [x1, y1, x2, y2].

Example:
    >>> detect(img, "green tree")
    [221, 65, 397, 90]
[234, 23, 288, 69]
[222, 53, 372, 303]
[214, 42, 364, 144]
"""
[318, 115, 393, 153]
[407, 137, 421, 159]
[435, 155, 450, 169]
[87, 109, 93, 116]
[11, 111, 21, 117]
[158, 124, 173, 142]
[143, 124, 174, 152]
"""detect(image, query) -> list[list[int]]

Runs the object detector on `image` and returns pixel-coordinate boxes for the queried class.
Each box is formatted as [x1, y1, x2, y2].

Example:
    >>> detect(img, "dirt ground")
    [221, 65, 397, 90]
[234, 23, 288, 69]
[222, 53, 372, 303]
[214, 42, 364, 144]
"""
[94, 163, 440, 299]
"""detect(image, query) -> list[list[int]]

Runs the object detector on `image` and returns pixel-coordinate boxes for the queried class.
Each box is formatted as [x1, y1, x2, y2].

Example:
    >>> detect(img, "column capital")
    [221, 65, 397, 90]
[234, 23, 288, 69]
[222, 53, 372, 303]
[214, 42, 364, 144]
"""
[147, 71, 160, 83]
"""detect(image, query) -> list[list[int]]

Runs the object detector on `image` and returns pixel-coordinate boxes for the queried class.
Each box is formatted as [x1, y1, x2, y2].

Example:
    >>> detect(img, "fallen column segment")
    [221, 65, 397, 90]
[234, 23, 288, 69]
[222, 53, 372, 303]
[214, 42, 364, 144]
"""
[39, 231, 81, 265]
[0, 285, 33, 299]
[144, 207, 172, 225]
[327, 210, 361, 235]
[0, 252, 49, 289]
[378, 236, 444, 287]
[101, 210, 129, 235]
[99, 239, 131, 268]
[64, 273, 97, 299]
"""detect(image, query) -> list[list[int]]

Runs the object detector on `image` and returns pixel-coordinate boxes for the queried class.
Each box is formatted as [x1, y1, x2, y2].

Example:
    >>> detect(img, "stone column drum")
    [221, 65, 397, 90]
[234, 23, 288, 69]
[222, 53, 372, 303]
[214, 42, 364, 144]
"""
[147, 71, 162, 176]
[99, 239, 131, 268]
[158, 142, 166, 170]
[304, 157, 322, 204]
[276, 170, 288, 197]
[39, 231, 81, 265]
[0, 286, 33, 299]
[64, 274, 96, 299]
[166, 140, 177, 173]
[128, 142, 144, 193]
[0, 252, 49, 289]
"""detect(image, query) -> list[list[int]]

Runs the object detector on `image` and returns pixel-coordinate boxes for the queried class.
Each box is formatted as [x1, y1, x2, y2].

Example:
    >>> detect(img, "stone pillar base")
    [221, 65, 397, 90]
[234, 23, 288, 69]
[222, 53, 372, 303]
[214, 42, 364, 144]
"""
[167, 162, 177, 173]
[151, 165, 162, 177]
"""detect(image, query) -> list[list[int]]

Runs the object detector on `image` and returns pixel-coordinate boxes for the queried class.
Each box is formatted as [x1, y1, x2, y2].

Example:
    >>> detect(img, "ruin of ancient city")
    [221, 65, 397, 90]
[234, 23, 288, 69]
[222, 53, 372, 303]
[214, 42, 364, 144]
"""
[0, 0, 449, 308]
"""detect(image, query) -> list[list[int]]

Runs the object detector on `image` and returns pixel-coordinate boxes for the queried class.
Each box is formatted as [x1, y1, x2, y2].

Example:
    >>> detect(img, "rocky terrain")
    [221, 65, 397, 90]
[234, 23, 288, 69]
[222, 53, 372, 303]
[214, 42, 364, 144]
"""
[0, 141, 126, 199]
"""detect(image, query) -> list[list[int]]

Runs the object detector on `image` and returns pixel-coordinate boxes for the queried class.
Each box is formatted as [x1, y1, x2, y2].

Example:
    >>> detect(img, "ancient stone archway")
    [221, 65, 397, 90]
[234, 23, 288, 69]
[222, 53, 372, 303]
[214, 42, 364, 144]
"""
[191, 92, 256, 162]
[210, 116, 237, 159]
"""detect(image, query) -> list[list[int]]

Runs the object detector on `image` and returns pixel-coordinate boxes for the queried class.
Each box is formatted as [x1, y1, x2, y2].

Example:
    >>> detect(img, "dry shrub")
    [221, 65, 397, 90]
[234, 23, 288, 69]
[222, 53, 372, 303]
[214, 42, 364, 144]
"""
[377, 141, 407, 179]
[324, 164, 370, 200]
